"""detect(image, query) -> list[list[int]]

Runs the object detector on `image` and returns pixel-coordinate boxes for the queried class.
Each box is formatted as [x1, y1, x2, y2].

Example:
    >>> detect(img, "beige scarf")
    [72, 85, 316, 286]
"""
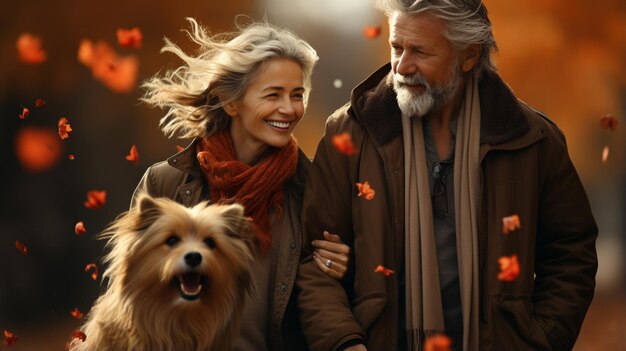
[402, 75, 481, 350]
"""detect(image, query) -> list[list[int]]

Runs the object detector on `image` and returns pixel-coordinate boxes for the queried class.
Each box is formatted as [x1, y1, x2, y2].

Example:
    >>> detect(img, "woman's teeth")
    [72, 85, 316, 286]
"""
[266, 120, 290, 129]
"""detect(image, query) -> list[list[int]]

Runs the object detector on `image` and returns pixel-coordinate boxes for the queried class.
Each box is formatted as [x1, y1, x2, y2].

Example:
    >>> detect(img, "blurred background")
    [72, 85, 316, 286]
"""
[1, 0, 624, 349]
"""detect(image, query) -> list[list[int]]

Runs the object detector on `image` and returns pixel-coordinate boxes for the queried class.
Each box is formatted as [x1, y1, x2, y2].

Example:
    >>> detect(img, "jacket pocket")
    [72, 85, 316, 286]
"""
[493, 294, 553, 351]
[351, 292, 387, 334]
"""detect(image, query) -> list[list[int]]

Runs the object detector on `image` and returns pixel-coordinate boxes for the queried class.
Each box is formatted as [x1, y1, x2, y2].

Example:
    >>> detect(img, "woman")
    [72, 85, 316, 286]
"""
[134, 18, 349, 350]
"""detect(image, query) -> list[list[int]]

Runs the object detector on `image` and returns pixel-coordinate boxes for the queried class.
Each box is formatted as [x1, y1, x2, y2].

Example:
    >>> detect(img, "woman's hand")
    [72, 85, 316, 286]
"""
[312, 231, 350, 280]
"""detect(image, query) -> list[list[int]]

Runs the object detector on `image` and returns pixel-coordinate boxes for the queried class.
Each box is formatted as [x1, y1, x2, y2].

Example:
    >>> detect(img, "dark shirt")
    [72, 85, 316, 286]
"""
[423, 117, 463, 348]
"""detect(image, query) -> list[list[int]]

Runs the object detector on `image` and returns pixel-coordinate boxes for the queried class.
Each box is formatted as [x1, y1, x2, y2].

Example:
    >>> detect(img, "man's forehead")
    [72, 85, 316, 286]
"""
[389, 11, 447, 41]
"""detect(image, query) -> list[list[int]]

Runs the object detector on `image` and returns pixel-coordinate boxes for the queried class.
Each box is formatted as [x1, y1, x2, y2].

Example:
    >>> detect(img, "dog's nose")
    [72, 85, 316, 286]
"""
[184, 252, 202, 267]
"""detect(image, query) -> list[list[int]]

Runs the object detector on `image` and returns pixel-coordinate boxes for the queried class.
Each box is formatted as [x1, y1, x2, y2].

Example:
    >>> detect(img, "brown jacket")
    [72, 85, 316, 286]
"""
[297, 64, 598, 351]
[132, 140, 311, 351]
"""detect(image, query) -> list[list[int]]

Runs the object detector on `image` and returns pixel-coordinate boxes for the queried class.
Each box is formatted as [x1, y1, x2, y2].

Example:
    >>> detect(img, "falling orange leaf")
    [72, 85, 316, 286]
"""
[58, 117, 73, 140]
[35, 98, 46, 107]
[69, 154, 76, 160]
[116, 27, 143, 48]
[84, 190, 106, 209]
[362, 25, 382, 39]
[424, 334, 452, 351]
[15, 240, 28, 255]
[497, 255, 520, 282]
[125, 144, 139, 165]
[70, 331, 86, 342]
[599, 114, 618, 131]
[176, 145, 185, 152]
[70, 307, 84, 319]
[18, 107, 29, 120]
[16, 33, 47, 64]
[332, 132, 358, 156]
[602, 146, 609, 163]
[15, 127, 63, 173]
[374, 265, 395, 276]
[85, 263, 99, 280]
[77, 39, 138, 93]
[502, 214, 521, 234]
[75, 221, 86, 236]
[3, 330, 19, 347]
[356, 181, 375, 200]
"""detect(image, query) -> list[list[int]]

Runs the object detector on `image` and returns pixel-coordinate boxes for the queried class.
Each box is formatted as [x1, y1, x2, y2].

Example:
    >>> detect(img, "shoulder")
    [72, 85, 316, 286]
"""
[518, 100, 567, 147]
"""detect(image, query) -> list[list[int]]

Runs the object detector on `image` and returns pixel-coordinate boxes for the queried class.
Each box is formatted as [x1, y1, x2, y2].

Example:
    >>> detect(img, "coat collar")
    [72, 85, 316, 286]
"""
[349, 63, 532, 148]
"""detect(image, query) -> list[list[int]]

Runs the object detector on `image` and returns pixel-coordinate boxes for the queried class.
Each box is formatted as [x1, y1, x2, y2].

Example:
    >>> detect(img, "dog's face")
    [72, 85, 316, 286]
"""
[103, 195, 256, 307]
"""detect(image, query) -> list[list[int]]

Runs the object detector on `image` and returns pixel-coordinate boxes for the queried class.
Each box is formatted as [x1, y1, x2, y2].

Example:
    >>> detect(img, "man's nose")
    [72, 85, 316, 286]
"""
[396, 52, 416, 76]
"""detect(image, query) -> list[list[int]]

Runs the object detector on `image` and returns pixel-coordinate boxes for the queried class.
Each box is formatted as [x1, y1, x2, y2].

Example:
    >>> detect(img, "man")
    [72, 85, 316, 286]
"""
[296, 0, 598, 350]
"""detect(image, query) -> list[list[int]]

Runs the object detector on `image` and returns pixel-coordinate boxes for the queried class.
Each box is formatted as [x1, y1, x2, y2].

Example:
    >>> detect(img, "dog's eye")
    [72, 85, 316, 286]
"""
[204, 238, 216, 249]
[166, 236, 180, 247]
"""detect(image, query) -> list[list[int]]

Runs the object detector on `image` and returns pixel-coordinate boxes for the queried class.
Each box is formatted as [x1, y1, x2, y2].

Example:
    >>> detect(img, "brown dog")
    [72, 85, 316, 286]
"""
[70, 194, 256, 351]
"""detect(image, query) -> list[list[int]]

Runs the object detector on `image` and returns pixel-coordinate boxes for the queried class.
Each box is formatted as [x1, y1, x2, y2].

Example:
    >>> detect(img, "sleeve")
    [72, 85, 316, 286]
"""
[533, 128, 598, 350]
[296, 113, 366, 351]
[129, 165, 159, 210]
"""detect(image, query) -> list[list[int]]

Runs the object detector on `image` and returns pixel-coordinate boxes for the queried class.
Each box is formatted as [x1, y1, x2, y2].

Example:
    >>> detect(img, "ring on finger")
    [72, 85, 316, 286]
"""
[324, 258, 333, 268]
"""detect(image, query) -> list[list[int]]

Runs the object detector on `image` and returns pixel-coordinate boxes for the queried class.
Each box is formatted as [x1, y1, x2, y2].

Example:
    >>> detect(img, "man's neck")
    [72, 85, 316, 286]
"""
[427, 83, 466, 160]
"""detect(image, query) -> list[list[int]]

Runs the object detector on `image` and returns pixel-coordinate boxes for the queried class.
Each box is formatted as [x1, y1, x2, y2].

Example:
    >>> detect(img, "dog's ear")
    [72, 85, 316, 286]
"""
[135, 195, 162, 231]
[219, 203, 258, 239]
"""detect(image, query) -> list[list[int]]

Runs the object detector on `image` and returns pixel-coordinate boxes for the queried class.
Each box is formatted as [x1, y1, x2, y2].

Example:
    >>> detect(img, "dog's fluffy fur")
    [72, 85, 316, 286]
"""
[70, 194, 256, 351]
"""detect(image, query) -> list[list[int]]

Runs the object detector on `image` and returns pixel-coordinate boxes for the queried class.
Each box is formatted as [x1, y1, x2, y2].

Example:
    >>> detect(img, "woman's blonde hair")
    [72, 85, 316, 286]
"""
[141, 18, 319, 139]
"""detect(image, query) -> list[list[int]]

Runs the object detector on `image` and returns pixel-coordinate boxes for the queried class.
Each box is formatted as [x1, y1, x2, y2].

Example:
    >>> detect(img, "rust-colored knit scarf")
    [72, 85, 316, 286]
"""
[196, 131, 298, 251]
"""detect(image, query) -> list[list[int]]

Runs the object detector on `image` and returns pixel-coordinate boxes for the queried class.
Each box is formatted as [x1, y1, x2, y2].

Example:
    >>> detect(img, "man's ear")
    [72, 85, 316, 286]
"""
[460, 44, 481, 73]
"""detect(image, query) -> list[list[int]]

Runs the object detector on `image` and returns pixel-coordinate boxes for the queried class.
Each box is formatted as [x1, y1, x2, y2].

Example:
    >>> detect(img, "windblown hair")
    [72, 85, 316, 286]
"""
[141, 17, 319, 139]
[374, 0, 497, 77]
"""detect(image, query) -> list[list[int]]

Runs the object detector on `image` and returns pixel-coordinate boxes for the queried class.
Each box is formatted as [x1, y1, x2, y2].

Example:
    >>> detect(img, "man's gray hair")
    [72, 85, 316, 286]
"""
[375, 0, 497, 77]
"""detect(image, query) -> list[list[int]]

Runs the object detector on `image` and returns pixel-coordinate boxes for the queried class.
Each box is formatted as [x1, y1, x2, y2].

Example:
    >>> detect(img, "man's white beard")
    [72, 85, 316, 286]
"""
[392, 63, 462, 118]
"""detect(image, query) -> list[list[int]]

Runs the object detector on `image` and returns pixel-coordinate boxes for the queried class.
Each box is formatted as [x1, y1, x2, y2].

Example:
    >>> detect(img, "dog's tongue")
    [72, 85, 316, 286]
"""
[181, 273, 201, 295]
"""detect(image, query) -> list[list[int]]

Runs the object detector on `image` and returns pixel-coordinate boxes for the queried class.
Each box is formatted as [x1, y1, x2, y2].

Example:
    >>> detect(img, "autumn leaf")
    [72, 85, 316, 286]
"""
[58, 117, 73, 140]
[176, 145, 185, 152]
[70, 307, 84, 319]
[77, 39, 138, 93]
[69, 154, 76, 160]
[332, 132, 358, 156]
[117, 27, 143, 48]
[502, 214, 521, 235]
[424, 334, 452, 351]
[356, 181, 376, 200]
[85, 263, 99, 280]
[15, 127, 62, 172]
[374, 265, 395, 276]
[125, 144, 139, 165]
[599, 114, 618, 131]
[84, 190, 106, 209]
[70, 331, 86, 342]
[497, 255, 520, 282]
[362, 25, 382, 39]
[15, 240, 28, 255]
[16, 33, 47, 64]
[35, 98, 46, 107]
[602, 146, 609, 163]
[75, 221, 87, 236]
[18, 107, 29, 120]
[3, 330, 19, 347]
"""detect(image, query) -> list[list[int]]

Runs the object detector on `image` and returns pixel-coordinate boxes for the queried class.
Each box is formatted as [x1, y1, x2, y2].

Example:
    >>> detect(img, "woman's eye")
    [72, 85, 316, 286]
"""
[265, 93, 279, 99]
[292, 94, 303, 100]
[166, 236, 180, 247]
[204, 237, 216, 249]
